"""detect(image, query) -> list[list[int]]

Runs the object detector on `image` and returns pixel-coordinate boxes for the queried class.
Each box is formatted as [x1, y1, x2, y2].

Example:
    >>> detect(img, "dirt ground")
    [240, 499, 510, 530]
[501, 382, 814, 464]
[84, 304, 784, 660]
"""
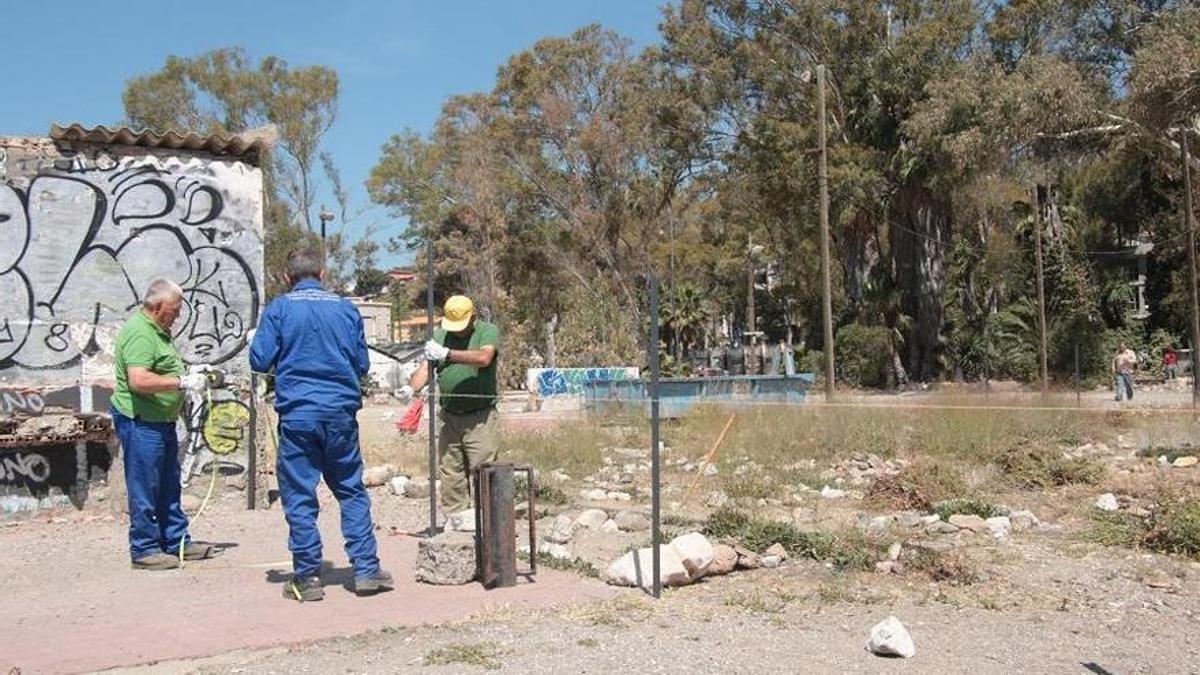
[6, 385, 1200, 673]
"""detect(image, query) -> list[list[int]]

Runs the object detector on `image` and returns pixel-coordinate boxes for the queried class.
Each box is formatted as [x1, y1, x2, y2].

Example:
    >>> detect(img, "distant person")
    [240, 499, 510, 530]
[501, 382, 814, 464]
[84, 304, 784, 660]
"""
[403, 295, 500, 522]
[111, 279, 215, 570]
[1163, 347, 1178, 380]
[1113, 341, 1138, 401]
[250, 247, 392, 602]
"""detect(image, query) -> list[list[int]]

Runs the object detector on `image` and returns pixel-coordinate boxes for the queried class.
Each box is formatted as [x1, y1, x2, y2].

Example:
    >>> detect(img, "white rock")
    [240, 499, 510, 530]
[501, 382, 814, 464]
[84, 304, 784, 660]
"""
[541, 543, 572, 560]
[404, 478, 432, 499]
[1009, 510, 1040, 531]
[1095, 493, 1120, 512]
[1172, 456, 1199, 468]
[549, 469, 571, 483]
[574, 509, 609, 530]
[920, 514, 941, 526]
[604, 546, 691, 590]
[388, 475, 410, 496]
[708, 544, 737, 575]
[887, 542, 903, 562]
[764, 543, 788, 561]
[607, 491, 633, 501]
[669, 532, 715, 578]
[985, 516, 1012, 539]
[614, 510, 651, 532]
[545, 514, 575, 544]
[865, 616, 915, 658]
[600, 518, 620, 533]
[703, 464, 719, 477]
[581, 488, 608, 501]
[820, 486, 847, 499]
[363, 465, 395, 487]
[761, 555, 782, 568]
[448, 509, 476, 532]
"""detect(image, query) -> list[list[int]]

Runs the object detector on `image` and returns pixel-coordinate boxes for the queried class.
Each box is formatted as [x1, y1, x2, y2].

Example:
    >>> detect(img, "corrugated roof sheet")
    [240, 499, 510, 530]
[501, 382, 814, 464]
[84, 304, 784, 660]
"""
[49, 123, 275, 165]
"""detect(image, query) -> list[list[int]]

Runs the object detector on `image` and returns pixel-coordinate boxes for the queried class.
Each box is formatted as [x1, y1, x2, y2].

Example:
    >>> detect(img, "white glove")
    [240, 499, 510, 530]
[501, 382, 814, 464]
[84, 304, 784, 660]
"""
[396, 385, 414, 401]
[245, 328, 256, 344]
[187, 364, 215, 375]
[178, 372, 209, 394]
[424, 340, 450, 362]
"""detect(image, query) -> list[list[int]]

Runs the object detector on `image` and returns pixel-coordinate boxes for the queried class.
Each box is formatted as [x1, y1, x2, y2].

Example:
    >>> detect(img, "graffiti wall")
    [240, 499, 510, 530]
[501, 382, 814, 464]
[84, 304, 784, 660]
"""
[0, 141, 264, 386]
[526, 367, 640, 398]
[0, 136, 264, 506]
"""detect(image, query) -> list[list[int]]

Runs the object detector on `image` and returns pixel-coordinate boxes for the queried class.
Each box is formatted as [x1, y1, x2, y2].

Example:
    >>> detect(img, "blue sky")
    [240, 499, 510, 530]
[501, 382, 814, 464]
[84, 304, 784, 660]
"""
[0, 0, 668, 268]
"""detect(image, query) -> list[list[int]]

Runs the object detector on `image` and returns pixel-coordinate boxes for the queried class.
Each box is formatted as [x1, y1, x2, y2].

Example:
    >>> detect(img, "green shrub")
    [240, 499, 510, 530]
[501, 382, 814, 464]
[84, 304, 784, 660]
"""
[998, 443, 1105, 488]
[835, 324, 892, 388]
[865, 461, 967, 512]
[934, 497, 1003, 521]
[702, 507, 880, 571]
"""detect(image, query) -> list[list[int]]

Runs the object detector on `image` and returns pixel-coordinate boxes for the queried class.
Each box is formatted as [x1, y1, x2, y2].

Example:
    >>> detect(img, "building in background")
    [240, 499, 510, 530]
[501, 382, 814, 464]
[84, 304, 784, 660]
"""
[350, 298, 393, 344]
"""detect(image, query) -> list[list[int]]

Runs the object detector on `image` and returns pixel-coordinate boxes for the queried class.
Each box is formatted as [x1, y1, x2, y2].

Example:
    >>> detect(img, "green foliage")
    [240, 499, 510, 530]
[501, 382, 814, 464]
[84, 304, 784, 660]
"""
[998, 443, 1106, 489]
[835, 324, 892, 388]
[933, 497, 1004, 521]
[866, 461, 967, 512]
[424, 642, 504, 670]
[1087, 495, 1200, 560]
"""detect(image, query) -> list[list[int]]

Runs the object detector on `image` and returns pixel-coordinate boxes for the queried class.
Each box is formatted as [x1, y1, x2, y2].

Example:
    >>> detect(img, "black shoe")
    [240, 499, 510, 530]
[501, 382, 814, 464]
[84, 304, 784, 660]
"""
[283, 575, 324, 602]
[354, 570, 394, 596]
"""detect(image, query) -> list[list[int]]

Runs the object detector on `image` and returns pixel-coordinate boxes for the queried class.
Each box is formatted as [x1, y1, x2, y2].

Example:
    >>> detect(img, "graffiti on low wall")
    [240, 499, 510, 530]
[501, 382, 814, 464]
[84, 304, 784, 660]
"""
[0, 441, 113, 514]
[526, 367, 640, 398]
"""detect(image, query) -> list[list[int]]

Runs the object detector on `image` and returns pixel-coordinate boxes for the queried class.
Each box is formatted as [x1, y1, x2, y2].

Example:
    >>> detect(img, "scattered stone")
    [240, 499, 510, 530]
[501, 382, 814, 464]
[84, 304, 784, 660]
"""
[670, 532, 715, 578]
[574, 509, 609, 530]
[606, 491, 633, 502]
[703, 464, 719, 477]
[600, 519, 620, 533]
[895, 512, 923, 529]
[887, 542, 903, 562]
[1009, 510, 1040, 532]
[604, 546, 691, 590]
[948, 514, 987, 533]
[926, 521, 960, 536]
[1172, 456, 1198, 468]
[415, 533, 476, 585]
[448, 509, 476, 532]
[363, 465, 395, 488]
[580, 488, 608, 501]
[920, 514, 942, 526]
[405, 478, 431, 499]
[733, 545, 761, 570]
[388, 475, 410, 496]
[546, 514, 575, 544]
[875, 561, 897, 574]
[1158, 455, 1170, 467]
[614, 510, 651, 532]
[549, 469, 571, 483]
[1094, 493, 1120, 512]
[985, 516, 1012, 539]
[866, 515, 895, 537]
[708, 544, 738, 575]
[820, 485, 847, 499]
[764, 543, 789, 561]
[866, 616, 915, 658]
[541, 543, 572, 560]
[706, 491, 730, 508]
[761, 555, 782, 568]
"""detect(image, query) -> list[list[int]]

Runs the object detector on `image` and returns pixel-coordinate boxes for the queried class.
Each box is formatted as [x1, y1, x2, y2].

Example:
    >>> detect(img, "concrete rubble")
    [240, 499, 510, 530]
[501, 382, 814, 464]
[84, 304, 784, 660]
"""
[415, 532, 476, 585]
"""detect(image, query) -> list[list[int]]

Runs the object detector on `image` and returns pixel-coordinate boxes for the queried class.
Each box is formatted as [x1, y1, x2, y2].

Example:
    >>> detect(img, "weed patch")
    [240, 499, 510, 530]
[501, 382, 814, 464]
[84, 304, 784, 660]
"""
[904, 547, 980, 585]
[1084, 496, 1200, 559]
[703, 507, 881, 571]
[934, 497, 1003, 521]
[424, 642, 504, 670]
[518, 550, 598, 577]
[998, 443, 1105, 488]
[865, 461, 966, 511]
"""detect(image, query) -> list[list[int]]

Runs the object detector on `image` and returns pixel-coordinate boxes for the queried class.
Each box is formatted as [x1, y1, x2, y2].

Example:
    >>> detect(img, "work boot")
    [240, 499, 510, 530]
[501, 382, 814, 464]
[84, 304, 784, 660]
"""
[131, 552, 180, 571]
[354, 570, 395, 596]
[181, 542, 215, 560]
[282, 575, 324, 602]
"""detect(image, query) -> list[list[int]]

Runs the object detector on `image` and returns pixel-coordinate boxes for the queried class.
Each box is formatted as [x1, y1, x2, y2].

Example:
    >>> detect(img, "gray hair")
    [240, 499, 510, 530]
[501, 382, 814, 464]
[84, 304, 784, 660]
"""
[286, 247, 323, 282]
[142, 279, 184, 308]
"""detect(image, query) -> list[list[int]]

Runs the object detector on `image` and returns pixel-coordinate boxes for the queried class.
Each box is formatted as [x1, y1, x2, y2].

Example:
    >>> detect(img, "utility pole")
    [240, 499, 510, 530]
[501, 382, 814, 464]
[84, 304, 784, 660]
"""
[1182, 132, 1200, 408]
[319, 206, 334, 272]
[817, 64, 835, 400]
[747, 233, 757, 374]
[1031, 185, 1049, 394]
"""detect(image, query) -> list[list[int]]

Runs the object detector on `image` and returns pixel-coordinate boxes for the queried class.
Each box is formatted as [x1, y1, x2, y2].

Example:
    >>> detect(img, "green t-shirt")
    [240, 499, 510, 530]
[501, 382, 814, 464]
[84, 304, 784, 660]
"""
[434, 319, 499, 415]
[111, 311, 185, 422]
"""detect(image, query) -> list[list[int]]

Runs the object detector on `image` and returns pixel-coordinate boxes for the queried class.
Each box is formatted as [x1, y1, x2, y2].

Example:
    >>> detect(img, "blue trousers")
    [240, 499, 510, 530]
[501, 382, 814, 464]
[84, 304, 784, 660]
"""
[112, 408, 191, 560]
[277, 417, 380, 580]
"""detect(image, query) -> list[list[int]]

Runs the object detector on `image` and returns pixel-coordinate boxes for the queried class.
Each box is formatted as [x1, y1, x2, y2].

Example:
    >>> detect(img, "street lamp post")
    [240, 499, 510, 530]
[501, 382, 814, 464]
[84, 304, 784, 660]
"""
[319, 205, 334, 270]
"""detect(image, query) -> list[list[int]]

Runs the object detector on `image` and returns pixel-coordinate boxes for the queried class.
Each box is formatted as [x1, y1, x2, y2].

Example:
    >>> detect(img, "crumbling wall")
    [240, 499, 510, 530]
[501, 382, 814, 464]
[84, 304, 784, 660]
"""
[0, 136, 264, 512]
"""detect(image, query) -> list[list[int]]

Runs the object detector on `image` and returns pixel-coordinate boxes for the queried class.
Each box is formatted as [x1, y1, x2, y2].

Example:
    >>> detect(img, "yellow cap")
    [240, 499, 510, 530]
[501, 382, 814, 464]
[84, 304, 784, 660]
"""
[441, 295, 474, 332]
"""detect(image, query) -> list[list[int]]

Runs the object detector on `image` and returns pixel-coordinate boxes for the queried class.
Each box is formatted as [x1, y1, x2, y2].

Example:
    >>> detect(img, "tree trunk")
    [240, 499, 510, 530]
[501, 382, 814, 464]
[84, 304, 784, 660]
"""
[544, 312, 558, 368]
[892, 182, 950, 380]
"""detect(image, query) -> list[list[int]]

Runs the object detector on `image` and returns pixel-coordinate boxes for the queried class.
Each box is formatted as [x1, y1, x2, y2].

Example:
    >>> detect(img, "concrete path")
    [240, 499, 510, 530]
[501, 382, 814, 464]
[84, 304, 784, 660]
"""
[0, 504, 613, 674]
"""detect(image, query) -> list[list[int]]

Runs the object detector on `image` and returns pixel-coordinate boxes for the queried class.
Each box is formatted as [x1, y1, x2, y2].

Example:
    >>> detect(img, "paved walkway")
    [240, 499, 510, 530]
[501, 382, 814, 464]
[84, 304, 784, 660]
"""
[0, 506, 613, 674]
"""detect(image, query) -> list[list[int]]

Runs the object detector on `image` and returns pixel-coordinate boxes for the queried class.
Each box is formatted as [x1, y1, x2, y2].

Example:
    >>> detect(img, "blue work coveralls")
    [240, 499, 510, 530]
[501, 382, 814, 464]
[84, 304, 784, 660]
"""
[249, 278, 380, 581]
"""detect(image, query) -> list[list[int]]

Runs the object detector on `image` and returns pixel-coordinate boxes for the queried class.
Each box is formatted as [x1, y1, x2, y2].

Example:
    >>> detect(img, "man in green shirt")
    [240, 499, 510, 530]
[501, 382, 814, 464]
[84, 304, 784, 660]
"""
[406, 295, 500, 516]
[110, 279, 214, 570]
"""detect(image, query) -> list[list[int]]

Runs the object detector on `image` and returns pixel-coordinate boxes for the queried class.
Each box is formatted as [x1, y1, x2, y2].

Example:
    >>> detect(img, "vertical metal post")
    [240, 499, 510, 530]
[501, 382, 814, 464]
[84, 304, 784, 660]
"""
[817, 64, 835, 401]
[1182, 133, 1200, 409]
[426, 238, 439, 534]
[649, 274, 662, 598]
[1032, 184, 1049, 395]
[747, 233, 756, 374]
[247, 373, 257, 510]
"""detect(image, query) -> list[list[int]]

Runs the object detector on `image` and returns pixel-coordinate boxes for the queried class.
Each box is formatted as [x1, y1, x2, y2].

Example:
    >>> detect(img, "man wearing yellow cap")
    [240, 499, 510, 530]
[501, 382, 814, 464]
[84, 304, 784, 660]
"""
[405, 295, 500, 516]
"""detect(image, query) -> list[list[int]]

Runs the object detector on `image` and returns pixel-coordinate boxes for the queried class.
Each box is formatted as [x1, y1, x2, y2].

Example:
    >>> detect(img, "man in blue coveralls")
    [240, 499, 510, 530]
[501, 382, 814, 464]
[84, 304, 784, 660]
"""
[250, 247, 393, 602]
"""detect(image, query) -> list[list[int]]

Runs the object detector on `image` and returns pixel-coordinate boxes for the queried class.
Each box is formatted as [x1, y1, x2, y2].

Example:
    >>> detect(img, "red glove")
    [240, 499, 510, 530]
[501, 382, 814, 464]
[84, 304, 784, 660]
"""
[395, 399, 424, 434]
